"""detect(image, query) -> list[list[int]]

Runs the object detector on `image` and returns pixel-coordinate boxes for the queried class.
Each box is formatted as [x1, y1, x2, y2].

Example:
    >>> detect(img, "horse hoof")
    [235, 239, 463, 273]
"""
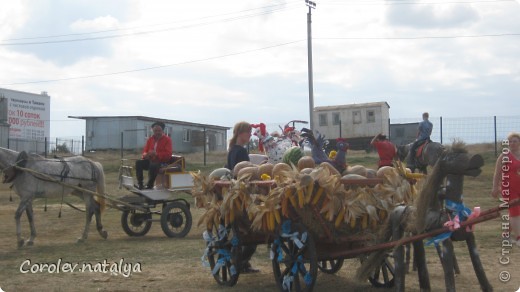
[27, 241, 34, 246]
[101, 231, 108, 239]
[17, 239, 25, 248]
[76, 238, 85, 244]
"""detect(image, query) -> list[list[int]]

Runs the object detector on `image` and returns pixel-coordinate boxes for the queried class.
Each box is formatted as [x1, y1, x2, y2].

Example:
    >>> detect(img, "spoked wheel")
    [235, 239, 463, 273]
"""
[121, 209, 152, 237]
[368, 253, 395, 288]
[272, 221, 317, 292]
[317, 258, 344, 274]
[160, 201, 192, 238]
[206, 226, 241, 287]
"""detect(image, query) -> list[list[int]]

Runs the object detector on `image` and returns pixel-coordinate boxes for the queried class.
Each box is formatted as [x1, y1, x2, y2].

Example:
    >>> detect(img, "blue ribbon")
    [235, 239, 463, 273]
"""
[425, 198, 472, 247]
[445, 199, 472, 221]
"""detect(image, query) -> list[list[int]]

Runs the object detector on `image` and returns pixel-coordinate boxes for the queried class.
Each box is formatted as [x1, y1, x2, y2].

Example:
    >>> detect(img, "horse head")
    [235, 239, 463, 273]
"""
[396, 144, 409, 162]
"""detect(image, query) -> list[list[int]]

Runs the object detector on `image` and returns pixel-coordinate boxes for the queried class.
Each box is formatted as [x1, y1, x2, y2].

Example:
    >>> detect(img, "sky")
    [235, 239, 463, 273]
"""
[0, 0, 519, 139]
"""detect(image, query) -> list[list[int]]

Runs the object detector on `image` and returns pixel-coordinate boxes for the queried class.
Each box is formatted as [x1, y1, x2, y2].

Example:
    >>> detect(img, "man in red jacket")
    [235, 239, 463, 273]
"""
[135, 121, 173, 190]
[371, 133, 396, 168]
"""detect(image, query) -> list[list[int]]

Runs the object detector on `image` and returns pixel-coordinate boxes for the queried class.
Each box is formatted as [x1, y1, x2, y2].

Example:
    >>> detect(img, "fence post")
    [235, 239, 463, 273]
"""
[44, 137, 48, 158]
[440, 116, 443, 144]
[388, 118, 391, 140]
[82, 136, 84, 156]
[203, 127, 207, 166]
[494, 116, 497, 157]
[71, 139, 74, 155]
[120, 131, 124, 159]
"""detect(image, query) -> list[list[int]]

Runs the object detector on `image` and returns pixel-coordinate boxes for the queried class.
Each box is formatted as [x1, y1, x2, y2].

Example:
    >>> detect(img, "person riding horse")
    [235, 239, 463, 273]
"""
[407, 112, 433, 170]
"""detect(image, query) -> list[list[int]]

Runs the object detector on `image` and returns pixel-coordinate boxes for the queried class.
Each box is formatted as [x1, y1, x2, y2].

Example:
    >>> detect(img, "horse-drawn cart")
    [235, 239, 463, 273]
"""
[116, 156, 193, 238]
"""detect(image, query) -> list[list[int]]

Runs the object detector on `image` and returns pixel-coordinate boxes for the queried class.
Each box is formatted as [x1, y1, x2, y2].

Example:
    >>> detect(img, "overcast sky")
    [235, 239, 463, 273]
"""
[1, 0, 519, 138]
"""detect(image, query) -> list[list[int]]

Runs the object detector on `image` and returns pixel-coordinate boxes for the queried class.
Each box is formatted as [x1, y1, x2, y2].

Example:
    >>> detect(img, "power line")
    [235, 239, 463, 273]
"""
[1, 4, 300, 46]
[1, 40, 305, 85]
[315, 33, 520, 40]
[322, 0, 515, 5]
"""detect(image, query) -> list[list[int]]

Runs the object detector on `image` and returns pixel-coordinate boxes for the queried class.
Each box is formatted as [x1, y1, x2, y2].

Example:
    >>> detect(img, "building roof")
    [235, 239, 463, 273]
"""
[314, 101, 390, 111]
[68, 115, 230, 130]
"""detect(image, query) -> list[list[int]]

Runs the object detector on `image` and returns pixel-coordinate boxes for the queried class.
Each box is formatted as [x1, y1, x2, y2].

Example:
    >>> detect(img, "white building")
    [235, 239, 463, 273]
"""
[313, 102, 390, 150]
[69, 115, 229, 153]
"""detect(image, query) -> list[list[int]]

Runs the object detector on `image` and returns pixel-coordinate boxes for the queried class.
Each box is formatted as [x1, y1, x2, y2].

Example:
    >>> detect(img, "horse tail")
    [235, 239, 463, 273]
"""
[93, 161, 106, 213]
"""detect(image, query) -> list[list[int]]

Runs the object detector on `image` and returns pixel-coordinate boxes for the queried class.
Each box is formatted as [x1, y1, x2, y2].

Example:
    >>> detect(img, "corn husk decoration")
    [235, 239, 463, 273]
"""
[192, 162, 420, 235]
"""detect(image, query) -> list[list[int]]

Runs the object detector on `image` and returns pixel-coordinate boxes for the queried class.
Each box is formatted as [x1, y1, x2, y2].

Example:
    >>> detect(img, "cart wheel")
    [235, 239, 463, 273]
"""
[207, 226, 241, 287]
[368, 253, 395, 288]
[272, 221, 317, 292]
[317, 259, 344, 274]
[160, 201, 192, 238]
[121, 209, 152, 237]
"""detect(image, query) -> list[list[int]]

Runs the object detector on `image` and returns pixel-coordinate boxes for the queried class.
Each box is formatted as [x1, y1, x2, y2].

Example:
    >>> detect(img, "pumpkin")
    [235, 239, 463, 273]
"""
[233, 161, 254, 177]
[282, 146, 304, 167]
[272, 163, 292, 178]
[297, 156, 315, 171]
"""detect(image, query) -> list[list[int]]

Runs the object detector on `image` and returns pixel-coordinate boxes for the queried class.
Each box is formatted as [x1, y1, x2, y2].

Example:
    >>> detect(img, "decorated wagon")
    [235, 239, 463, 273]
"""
[192, 157, 421, 291]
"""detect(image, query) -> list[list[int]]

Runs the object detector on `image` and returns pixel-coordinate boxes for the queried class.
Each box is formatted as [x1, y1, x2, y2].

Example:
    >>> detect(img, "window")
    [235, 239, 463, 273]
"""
[332, 112, 340, 125]
[353, 111, 361, 124]
[319, 113, 328, 126]
[183, 129, 191, 142]
[367, 110, 375, 123]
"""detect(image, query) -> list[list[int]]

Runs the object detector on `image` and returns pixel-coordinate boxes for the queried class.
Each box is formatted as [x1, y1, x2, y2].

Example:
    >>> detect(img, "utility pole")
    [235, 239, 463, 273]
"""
[305, 0, 316, 131]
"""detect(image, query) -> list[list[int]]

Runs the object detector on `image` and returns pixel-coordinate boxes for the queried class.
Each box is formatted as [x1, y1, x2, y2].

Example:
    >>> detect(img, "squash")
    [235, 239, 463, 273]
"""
[233, 161, 254, 177]
[341, 174, 367, 180]
[257, 163, 274, 178]
[297, 156, 315, 171]
[365, 168, 377, 178]
[345, 165, 367, 177]
[272, 163, 292, 178]
[376, 166, 395, 178]
[319, 162, 341, 176]
[209, 168, 232, 180]
[300, 167, 314, 175]
[237, 166, 259, 180]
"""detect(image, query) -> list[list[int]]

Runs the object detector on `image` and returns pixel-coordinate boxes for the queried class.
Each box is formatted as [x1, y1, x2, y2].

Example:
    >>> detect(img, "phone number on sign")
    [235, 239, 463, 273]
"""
[20, 258, 142, 277]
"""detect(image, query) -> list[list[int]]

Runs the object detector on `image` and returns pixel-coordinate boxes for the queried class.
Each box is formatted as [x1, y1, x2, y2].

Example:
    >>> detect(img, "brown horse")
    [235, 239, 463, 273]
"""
[0, 147, 107, 247]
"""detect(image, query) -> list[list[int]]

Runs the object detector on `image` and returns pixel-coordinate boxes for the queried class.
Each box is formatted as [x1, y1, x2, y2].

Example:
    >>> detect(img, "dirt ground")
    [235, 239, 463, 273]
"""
[0, 150, 519, 291]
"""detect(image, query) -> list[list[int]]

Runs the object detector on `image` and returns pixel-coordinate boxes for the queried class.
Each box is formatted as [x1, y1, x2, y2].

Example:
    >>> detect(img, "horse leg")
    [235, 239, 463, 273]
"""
[14, 199, 30, 248]
[466, 233, 493, 292]
[25, 201, 37, 246]
[391, 208, 406, 292]
[439, 240, 456, 292]
[78, 194, 94, 243]
[93, 197, 108, 239]
[405, 242, 411, 273]
[412, 240, 431, 292]
[444, 239, 460, 274]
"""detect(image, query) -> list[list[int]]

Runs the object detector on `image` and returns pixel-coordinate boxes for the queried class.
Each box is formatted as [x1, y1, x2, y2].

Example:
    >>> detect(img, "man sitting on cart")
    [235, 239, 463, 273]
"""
[135, 121, 173, 190]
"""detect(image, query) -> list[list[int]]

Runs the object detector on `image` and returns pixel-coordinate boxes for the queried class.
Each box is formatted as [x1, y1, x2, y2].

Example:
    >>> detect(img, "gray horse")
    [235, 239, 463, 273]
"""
[396, 141, 444, 174]
[0, 147, 107, 247]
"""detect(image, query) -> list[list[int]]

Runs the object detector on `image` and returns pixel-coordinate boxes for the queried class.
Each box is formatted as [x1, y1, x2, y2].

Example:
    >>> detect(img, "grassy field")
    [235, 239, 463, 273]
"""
[0, 145, 518, 292]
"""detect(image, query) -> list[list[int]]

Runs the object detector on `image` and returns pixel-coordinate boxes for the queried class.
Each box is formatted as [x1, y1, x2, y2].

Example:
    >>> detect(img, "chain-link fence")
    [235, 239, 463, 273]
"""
[4, 115, 519, 157]
[7, 137, 84, 156]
